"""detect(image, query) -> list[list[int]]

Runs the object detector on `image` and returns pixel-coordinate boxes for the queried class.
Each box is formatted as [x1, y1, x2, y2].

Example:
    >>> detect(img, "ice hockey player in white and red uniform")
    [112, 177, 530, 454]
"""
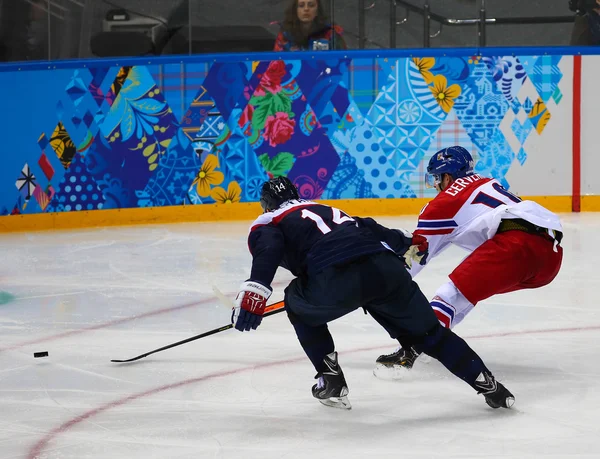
[374, 145, 564, 378]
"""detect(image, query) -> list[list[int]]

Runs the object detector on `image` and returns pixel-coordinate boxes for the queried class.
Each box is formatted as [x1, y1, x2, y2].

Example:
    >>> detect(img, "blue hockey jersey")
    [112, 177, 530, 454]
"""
[247, 200, 414, 287]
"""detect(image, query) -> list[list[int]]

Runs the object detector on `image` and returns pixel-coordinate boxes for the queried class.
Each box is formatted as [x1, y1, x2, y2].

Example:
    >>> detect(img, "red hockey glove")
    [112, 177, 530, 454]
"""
[232, 280, 272, 332]
[402, 233, 429, 269]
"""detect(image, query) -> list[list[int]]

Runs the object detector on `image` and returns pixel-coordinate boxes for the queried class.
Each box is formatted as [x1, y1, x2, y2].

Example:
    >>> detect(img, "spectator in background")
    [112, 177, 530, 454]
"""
[273, 0, 347, 51]
[570, 0, 600, 45]
[0, 0, 48, 61]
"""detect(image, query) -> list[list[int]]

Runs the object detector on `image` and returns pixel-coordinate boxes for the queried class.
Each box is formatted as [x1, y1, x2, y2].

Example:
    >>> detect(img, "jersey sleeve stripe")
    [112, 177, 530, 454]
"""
[415, 228, 455, 236]
[417, 219, 458, 228]
[431, 300, 454, 328]
[434, 310, 452, 328]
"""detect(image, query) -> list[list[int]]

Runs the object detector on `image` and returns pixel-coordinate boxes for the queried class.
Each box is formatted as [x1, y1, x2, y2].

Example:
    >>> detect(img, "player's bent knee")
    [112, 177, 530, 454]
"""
[412, 324, 445, 357]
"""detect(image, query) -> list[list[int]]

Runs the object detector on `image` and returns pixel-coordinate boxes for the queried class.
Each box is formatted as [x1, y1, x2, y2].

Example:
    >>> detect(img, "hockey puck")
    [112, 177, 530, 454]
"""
[34, 351, 49, 358]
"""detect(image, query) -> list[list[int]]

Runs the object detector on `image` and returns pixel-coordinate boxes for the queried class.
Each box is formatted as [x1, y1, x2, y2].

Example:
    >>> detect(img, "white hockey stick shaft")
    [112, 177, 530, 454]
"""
[212, 285, 236, 309]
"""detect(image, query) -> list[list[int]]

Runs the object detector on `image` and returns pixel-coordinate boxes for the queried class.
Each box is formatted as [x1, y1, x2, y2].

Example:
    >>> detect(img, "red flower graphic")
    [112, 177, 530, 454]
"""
[261, 60, 286, 94]
[263, 112, 296, 147]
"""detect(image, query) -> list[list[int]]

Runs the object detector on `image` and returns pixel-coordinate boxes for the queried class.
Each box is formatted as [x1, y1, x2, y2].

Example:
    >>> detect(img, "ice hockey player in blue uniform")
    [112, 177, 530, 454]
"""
[231, 176, 514, 410]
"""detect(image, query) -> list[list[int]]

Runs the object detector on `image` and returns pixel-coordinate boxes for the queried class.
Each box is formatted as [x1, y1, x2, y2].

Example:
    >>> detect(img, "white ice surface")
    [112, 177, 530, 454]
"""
[0, 213, 599, 459]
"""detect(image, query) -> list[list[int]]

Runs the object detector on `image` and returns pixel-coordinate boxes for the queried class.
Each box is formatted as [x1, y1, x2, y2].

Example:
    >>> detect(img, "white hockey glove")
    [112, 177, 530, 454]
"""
[398, 229, 429, 269]
[232, 280, 272, 332]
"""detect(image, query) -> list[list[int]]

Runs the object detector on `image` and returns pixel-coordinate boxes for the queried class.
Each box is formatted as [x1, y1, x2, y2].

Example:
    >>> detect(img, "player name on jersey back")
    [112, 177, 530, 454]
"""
[443, 174, 485, 197]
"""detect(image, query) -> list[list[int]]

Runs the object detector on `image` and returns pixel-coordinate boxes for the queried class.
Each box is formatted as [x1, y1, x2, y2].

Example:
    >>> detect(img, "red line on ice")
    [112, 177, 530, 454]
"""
[0, 298, 215, 353]
[27, 323, 600, 459]
[1, 282, 289, 354]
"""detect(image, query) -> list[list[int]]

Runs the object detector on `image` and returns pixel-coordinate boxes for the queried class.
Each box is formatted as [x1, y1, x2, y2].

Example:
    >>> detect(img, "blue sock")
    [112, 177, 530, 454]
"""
[287, 310, 334, 373]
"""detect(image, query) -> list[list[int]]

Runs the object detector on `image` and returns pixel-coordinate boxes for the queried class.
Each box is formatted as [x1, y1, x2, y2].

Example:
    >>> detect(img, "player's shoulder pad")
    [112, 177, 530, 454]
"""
[415, 197, 459, 236]
[421, 176, 490, 220]
[249, 200, 318, 233]
[419, 194, 456, 221]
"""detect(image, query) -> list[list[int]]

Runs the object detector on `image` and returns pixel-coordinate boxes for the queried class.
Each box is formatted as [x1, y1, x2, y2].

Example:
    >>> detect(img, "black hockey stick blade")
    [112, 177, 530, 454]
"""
[111, 300, 285, 363]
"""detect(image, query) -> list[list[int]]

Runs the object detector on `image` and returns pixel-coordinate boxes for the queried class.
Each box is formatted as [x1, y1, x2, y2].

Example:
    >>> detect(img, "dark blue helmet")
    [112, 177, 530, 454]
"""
[425, 146, 475, 188]
[259, 176, 300, 213]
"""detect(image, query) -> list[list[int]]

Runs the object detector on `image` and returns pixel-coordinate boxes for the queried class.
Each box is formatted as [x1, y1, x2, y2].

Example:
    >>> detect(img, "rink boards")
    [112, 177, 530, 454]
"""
[0, 47, 599, 231]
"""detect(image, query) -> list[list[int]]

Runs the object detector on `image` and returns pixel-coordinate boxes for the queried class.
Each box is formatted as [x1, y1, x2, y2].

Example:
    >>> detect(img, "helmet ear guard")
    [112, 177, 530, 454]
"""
[259, 196, 270, 213]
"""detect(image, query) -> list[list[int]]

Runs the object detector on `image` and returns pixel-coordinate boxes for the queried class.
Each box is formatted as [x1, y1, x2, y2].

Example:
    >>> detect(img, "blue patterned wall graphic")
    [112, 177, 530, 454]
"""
[0, 52, 565, 217]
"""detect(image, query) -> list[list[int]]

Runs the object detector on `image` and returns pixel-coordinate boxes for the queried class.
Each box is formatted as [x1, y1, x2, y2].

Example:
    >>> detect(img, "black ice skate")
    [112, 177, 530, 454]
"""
[474, 371, 515, 409]
[312, 351, 351, 410]
[373, 346, 420, 380]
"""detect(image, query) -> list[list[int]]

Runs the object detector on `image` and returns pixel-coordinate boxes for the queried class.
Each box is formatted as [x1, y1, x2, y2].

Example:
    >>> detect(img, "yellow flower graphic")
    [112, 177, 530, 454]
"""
[429, 74, 461, 113]
[529, 97, 551, 134]
[194, 154, 224, 197]
[210, 181, 242, 204]
[412, 57, 435, 84]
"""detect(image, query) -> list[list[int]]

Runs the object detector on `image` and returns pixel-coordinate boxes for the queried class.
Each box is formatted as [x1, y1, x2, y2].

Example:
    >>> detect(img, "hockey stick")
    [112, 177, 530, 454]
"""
[110, 300, 285, 363]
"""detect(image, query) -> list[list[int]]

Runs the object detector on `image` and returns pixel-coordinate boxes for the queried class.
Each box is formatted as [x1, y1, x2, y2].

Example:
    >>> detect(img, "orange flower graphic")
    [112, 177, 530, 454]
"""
[210, 181, 242, 204]
[412, 57, 435, 84]
[429, 74, 461, 113]
[194, 154, 224, 197]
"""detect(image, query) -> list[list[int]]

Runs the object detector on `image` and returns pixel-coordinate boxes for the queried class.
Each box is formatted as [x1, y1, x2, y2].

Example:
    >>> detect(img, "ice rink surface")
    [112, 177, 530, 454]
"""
[1, 213, 599, 459]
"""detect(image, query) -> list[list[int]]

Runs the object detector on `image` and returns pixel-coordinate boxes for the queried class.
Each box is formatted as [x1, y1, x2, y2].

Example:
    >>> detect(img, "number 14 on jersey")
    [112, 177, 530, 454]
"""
[301, 208, 355, 234]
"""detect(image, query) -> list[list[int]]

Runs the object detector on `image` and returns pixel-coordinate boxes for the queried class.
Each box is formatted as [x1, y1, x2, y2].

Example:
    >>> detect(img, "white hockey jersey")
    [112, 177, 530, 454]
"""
[408, 174, 563, 278]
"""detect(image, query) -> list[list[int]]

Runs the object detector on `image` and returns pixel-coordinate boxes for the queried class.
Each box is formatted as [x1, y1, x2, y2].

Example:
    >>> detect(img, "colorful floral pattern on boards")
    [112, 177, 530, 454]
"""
[1, 53, 566, 216]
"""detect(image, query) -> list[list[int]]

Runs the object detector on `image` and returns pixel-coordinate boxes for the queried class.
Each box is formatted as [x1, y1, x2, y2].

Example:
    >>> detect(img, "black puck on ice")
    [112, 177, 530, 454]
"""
[34, 351, 49, 358]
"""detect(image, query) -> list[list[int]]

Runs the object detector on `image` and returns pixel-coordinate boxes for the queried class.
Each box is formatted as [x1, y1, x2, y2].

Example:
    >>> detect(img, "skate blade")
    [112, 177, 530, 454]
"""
[485, 395, 515, 409]
[505, 396, 515, 408]
[419, 354, 432, 364]
[318, 395, 352, 410]
[373, 363, 412, 381]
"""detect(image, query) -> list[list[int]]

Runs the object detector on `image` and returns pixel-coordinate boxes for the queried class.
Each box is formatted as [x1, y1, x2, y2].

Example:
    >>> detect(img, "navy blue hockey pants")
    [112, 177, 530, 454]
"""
[286, 251, 437, 334]
[284, 251, 490, 390]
